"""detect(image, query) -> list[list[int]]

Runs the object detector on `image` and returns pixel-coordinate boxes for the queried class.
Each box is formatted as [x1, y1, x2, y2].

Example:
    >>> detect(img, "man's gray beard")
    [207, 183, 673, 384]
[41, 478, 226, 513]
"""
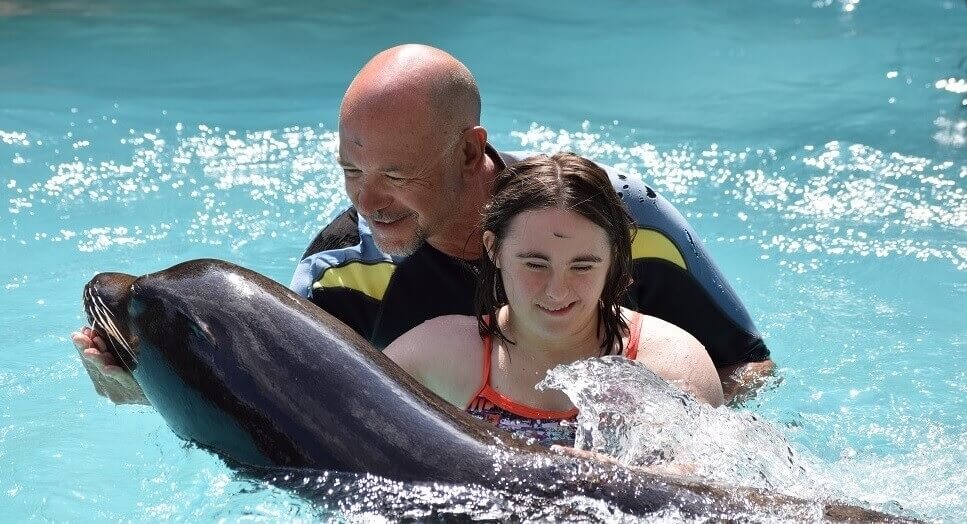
[373, 228, 427, 257]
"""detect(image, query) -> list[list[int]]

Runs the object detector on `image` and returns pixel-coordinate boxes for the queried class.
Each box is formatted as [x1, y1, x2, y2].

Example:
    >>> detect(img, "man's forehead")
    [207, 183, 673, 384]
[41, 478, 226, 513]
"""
[336, 141, 406, 173]
[341, 94, 435, 135]
[337, 123, 444, 171]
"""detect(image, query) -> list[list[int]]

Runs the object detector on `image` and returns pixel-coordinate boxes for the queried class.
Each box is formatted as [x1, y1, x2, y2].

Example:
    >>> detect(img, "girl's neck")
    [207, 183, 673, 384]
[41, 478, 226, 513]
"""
[496, 306, 602, 367]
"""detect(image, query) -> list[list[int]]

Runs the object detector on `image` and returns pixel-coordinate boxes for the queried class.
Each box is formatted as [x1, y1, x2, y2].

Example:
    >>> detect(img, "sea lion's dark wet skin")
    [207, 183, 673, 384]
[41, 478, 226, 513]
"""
[82, 259, 912, 521]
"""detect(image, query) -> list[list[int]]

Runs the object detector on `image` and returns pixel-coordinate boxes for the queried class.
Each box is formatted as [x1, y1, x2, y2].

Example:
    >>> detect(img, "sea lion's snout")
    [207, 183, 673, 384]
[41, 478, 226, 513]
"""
[83, 272, 139, 369]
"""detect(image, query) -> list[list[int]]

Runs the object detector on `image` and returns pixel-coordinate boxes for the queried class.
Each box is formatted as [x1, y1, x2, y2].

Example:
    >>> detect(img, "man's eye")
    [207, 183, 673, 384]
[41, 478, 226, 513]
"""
[343, 169, 361, 178]
[385, 174, 408, 183]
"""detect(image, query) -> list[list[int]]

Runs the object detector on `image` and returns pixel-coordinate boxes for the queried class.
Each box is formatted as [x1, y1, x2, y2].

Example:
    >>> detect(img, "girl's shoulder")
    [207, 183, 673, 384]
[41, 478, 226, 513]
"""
[384, 315, 486, 407]
[389, 315, 481, 365]
[620, 309, 724, 406]
[415, 314, 481, 339]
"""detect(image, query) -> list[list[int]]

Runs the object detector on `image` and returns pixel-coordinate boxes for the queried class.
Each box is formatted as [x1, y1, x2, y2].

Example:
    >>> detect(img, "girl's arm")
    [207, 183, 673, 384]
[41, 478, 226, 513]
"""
[636, 316, 725, 407]
[383, 315, 484, 408]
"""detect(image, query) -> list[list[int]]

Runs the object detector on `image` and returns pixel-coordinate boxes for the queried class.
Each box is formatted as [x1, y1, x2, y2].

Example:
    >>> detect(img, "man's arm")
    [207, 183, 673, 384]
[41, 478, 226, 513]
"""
[717, 359, 776, 405]
[290, 207, 391, 344]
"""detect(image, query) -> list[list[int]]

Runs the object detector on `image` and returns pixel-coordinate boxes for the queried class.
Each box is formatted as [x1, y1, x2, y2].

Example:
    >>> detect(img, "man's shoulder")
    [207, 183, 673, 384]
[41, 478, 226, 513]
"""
[301, 207, 362, 259]
[498, 150, 641, 188]
[497, 149, 663, 224]
[290, 208, 397, 300]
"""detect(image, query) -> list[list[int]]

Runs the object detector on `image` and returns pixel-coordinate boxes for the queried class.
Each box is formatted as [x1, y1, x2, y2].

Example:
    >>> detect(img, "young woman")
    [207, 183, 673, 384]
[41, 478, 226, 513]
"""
[385, 153, 723, 447]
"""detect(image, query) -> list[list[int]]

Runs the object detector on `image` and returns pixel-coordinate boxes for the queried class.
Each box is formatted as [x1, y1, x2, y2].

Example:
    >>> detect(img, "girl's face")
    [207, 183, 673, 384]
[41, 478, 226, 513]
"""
[483, 207, 612, 339]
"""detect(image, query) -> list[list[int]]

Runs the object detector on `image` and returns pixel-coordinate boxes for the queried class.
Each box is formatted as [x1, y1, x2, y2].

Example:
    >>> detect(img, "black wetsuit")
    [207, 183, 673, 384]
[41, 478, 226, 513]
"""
[290, 146, 769, 367]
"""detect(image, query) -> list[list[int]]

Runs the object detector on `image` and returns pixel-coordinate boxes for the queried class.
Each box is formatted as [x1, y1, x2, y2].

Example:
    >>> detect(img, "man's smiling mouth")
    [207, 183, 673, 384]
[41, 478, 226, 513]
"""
[368, 212, 413, 225]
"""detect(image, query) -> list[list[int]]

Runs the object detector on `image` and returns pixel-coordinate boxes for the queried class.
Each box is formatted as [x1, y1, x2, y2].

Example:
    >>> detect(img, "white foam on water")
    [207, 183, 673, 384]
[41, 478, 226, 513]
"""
[539, 356, 955, 521]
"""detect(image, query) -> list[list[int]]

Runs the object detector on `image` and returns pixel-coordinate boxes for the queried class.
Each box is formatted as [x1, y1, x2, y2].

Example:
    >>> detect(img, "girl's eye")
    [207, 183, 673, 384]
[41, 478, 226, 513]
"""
[524, 262, 546, 269]
[572, 265, 593, 272]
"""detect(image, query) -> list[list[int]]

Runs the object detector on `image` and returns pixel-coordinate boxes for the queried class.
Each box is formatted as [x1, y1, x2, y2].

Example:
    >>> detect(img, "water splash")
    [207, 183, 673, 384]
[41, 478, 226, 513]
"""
[539, 357, 957, 520]
[540, 357, 824, 495]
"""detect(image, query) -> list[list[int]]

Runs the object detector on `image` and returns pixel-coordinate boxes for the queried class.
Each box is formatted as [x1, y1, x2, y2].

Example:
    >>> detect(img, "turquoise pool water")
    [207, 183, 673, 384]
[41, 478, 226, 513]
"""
[1, 0, 964, 520]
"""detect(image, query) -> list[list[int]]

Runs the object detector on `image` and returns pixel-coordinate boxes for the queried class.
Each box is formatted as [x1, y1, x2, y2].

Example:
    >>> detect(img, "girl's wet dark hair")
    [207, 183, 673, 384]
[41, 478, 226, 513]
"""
[475, 152, 636, 355]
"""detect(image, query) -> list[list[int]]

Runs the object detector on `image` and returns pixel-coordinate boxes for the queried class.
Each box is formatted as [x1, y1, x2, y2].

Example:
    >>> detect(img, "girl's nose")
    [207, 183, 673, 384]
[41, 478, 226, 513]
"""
[544, 272, 570, 302]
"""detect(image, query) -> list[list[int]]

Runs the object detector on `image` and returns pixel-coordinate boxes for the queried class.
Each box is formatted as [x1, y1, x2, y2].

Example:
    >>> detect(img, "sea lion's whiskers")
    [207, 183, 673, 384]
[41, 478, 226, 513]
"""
[96, 315, 136, 366]
[86, 287, 137, 368]
[92, 314, 137, 372]
[87, 288, 120, 343]
[91, 293, 132, 352]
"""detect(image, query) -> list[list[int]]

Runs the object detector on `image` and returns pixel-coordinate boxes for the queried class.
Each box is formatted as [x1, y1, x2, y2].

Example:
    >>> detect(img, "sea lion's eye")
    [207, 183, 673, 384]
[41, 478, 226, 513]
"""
[188, 320, 216, 347]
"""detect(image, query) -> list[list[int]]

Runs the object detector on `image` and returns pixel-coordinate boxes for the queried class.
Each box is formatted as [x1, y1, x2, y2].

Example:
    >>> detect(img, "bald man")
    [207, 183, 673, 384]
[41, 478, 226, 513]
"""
[74, 45, 773, 405]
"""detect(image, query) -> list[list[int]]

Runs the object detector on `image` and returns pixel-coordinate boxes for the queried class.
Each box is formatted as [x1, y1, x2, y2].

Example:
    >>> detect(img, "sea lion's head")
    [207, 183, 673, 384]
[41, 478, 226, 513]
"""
[83, 260, 298, 466]
[82, 259, 252, 376]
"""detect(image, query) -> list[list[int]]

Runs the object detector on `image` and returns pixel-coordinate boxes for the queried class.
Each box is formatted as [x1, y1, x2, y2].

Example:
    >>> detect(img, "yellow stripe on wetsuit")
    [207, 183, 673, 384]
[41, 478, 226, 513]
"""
[312, 261, 396, 301]
[312, 229, 684, 301]
[631, 229, 687, 270]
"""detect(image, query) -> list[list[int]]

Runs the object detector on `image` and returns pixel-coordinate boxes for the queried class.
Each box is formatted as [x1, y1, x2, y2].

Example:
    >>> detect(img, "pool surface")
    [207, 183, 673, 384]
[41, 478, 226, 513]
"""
[1, 0, 964, 521]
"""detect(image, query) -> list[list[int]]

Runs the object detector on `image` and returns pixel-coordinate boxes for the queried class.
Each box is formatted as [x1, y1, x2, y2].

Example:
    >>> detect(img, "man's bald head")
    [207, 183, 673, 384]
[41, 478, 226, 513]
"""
[341, 44, 480, 134]
[337, 45, 494, 259]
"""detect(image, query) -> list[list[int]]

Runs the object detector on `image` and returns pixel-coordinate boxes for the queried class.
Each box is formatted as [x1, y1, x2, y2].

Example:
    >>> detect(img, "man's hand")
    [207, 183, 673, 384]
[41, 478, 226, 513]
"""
[550, 445, 624, 467]
[71, 326, 149, 405]
[550, 445, 696, 478]
[717, 359, 776, 405]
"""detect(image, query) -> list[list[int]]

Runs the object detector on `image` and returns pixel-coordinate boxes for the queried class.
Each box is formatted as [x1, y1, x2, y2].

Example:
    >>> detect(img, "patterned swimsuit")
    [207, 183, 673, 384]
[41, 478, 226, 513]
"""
[465, 314, 643, 447]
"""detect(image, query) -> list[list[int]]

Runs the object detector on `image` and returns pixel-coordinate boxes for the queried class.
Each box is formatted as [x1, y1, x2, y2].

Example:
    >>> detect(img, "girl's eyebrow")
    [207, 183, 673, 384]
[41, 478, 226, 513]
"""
[516, 252, 603, 263]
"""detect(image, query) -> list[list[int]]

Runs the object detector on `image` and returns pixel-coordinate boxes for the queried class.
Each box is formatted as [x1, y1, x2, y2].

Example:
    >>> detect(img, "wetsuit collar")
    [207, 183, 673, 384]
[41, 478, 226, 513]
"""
[485, 143, 506, 171]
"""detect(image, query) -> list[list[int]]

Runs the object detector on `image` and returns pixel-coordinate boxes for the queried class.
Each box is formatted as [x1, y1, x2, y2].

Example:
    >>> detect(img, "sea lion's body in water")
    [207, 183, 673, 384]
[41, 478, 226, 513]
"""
[81, 259, 909, 521]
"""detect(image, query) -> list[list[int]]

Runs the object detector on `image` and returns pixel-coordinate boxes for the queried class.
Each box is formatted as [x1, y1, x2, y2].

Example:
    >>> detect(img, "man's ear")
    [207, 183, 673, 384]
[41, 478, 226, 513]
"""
[461, 126, 488, 176]
[482, 230, 499, 268]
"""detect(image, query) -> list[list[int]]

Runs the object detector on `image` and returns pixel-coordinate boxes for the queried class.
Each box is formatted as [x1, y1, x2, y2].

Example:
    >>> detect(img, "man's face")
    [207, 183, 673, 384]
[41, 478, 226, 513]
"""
[338, 110, 464, 256]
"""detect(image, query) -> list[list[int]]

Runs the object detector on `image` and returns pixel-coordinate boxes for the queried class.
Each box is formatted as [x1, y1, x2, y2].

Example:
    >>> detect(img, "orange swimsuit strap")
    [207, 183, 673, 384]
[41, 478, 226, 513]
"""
[472, 313, 643, 419]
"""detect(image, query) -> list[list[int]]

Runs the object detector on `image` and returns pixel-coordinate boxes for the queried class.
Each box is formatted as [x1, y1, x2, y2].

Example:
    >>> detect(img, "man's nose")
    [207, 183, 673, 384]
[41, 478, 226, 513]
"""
[350, 176, 391, 215]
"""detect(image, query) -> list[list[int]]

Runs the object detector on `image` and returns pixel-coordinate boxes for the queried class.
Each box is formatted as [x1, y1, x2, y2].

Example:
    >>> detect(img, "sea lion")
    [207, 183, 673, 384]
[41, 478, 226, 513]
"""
[81, 259, 911, 521]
